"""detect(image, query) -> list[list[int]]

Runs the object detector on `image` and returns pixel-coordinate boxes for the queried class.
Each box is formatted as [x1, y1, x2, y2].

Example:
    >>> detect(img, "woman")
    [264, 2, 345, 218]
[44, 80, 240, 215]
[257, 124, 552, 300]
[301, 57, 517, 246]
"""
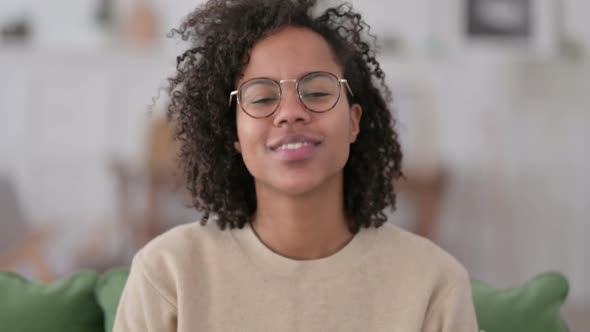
[114, 0, 478, 331]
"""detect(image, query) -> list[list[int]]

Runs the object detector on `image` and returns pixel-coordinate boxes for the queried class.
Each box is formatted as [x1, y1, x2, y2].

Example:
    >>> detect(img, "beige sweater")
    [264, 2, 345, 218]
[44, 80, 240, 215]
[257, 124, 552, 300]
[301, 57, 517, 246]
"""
[114, 221, 479, 332]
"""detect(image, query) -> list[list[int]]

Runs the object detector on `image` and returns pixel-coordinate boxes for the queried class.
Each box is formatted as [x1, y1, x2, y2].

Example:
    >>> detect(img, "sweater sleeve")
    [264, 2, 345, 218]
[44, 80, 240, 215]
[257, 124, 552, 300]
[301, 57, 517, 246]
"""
[421, 269, 479, 332]
[113, 254, 177, 332]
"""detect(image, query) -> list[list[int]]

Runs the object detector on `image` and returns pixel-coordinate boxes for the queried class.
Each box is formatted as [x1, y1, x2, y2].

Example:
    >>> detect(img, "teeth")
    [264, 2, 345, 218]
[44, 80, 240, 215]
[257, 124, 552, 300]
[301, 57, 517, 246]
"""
[277, 141, 313, 151]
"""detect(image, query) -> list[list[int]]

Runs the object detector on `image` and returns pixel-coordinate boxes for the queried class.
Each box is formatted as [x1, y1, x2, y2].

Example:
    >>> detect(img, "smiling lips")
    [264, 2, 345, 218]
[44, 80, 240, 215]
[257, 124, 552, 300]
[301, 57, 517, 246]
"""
[268, 133, 322, 161]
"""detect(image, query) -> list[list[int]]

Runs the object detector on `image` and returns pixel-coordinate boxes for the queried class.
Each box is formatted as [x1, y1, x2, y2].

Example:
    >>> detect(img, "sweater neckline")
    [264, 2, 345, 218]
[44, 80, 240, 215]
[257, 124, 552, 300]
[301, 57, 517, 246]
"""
[230, 221, 379, 278]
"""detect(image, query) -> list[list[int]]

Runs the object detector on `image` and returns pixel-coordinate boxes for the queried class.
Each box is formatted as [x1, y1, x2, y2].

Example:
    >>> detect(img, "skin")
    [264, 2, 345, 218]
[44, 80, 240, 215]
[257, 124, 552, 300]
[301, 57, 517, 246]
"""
[234, 26, 363, 260]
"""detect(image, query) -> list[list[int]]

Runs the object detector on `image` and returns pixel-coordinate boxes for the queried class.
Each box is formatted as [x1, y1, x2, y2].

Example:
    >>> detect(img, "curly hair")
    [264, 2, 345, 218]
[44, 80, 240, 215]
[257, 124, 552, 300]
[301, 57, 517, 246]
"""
[165, 0, 403, 234]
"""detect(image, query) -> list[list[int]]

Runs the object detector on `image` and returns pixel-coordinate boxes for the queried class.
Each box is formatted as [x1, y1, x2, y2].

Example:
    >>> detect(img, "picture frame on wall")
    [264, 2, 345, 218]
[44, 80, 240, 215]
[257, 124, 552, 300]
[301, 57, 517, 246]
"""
[429, 0, 558, 59]
[466, 0, 531, 39]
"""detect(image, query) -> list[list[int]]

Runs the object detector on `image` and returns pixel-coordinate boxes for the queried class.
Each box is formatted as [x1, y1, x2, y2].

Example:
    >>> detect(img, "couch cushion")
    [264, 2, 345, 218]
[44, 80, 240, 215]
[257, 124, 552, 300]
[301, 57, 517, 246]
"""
[0, 271, 104, 332]
[95, 268, 130, 332]
[473, 271, 569, 332]
[70, 268, 571, 332]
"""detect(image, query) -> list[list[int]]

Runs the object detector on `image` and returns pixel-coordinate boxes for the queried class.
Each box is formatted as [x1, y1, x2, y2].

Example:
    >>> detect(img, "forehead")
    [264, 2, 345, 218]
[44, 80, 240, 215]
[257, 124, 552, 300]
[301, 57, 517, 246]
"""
[239, 26, 343, 84]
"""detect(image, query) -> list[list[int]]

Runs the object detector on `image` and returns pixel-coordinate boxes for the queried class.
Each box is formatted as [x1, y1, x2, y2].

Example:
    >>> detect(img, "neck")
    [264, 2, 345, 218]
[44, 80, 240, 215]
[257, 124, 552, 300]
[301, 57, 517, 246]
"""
[252, 172, 353, 260]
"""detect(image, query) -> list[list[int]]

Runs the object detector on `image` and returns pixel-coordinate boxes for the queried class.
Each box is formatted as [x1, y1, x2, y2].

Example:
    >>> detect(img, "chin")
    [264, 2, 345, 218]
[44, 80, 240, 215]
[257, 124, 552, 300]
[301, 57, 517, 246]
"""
[251, 162, 345, 197]
[272, 167, 345, 197]
[252, 171, 325, 197]
[274, 177, 324, 197]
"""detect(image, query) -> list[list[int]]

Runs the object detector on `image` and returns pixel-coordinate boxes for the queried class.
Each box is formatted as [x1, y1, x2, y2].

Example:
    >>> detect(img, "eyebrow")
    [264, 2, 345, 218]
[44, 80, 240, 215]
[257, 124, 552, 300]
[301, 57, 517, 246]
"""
[238, 70, 335, 85]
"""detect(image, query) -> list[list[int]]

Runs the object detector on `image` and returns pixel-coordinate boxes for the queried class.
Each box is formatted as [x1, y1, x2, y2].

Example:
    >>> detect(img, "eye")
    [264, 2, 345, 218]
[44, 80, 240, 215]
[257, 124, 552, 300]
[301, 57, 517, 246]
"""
[251, 96, 279, 104]
[302, 91, 331, 99]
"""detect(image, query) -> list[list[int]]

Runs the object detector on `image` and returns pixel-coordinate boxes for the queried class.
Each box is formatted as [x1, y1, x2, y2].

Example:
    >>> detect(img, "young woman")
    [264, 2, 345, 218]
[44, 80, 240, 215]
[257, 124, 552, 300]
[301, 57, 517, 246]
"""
[114, 1, 478, 331]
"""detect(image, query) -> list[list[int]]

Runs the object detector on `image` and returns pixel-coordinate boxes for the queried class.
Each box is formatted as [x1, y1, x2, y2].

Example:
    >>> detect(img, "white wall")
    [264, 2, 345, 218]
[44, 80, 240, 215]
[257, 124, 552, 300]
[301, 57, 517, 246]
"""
[2, 0, 588, 55]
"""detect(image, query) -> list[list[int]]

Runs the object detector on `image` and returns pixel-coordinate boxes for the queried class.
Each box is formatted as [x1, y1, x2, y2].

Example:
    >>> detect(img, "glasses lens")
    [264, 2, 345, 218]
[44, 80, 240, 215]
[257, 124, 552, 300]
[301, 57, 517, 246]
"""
[298, 73, 340, 112]
[240, 79, 280, 118]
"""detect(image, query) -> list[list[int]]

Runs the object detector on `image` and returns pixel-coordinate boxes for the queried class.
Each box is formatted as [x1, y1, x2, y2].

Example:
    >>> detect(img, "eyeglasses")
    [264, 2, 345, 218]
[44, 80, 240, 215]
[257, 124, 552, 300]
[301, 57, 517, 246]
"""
[228, 71, 353, 119]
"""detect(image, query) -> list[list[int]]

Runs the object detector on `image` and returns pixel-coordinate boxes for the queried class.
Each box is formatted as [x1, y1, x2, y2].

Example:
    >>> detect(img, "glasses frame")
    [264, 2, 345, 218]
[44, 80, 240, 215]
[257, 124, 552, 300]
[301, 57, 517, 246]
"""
[228, 71, 354, 119]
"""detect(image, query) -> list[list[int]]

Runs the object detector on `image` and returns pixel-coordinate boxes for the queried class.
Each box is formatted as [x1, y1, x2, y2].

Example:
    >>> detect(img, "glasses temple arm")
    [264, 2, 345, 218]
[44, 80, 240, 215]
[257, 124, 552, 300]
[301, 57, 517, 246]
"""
[341, 80, 354, 97]
[228, 90, 238, 107]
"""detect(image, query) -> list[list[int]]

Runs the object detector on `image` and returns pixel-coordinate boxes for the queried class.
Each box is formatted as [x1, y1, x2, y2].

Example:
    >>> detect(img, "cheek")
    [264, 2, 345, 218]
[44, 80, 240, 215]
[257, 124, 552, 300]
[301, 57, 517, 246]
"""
[323, 110, 353, 164]
[236, 111, 256, 146]
[236, 114, 267, 169]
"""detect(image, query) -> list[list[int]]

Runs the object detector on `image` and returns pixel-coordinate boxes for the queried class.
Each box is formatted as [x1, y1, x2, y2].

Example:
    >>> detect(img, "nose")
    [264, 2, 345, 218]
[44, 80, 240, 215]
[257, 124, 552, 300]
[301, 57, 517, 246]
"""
[272, 85, 311, 127]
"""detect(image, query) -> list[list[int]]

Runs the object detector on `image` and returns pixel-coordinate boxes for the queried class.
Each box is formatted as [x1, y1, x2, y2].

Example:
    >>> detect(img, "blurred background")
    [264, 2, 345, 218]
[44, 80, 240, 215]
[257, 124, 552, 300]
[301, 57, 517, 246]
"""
[0, 0, 588, 329]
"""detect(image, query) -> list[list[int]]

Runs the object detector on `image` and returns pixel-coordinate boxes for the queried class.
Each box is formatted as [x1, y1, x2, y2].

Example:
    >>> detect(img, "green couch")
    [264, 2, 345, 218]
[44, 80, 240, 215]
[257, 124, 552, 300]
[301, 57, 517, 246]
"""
[0, 269, 570, 332]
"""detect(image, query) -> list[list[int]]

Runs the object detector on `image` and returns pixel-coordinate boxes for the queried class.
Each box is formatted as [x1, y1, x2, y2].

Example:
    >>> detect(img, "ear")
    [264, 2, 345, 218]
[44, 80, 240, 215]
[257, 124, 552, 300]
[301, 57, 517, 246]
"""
[349, 103, 362, 143]
[234, 141, 242, 153]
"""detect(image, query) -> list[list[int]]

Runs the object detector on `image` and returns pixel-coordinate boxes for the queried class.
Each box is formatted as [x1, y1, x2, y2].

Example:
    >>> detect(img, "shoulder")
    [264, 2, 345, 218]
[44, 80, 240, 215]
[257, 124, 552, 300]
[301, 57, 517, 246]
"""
[129, 221, 234, 295]
[373, 222, 470, 286]
[135, 220, 231, 270]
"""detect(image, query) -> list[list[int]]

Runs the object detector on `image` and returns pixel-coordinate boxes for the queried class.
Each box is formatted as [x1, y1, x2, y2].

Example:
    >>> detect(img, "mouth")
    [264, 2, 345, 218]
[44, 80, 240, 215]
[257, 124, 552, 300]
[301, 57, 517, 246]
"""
[273, 141, 319, 151]
[267, 133, 323, 151]
[267, 133, 323, 161]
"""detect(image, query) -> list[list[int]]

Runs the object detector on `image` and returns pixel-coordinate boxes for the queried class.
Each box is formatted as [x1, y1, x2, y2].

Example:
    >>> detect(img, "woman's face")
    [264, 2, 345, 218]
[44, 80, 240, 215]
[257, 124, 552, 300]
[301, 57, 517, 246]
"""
[234, 26, 362, 197]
